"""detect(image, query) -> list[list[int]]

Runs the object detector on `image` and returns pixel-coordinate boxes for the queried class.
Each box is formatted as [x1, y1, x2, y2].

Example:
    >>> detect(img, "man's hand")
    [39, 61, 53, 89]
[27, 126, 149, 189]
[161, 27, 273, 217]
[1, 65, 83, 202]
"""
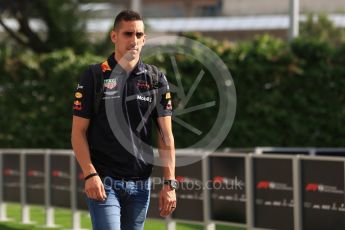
[85, 175, 107, 201]
[159, 184, 176, 217]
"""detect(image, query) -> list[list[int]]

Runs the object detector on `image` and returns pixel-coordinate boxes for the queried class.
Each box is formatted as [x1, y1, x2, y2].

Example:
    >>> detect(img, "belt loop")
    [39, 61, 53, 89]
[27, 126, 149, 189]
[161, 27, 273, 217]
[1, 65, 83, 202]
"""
[122, 179, 126, 188]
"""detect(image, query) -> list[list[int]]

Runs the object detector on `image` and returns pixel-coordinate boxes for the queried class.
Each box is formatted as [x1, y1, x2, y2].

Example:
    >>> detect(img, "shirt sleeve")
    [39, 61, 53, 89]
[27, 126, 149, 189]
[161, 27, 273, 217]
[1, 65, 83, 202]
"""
[72, 67, 94, 119]
[154, 72, 173, 117]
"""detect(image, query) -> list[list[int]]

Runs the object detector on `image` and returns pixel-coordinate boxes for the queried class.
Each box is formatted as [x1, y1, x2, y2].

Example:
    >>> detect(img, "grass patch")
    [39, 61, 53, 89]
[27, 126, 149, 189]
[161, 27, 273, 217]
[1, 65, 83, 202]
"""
[0, 203, 245, 230]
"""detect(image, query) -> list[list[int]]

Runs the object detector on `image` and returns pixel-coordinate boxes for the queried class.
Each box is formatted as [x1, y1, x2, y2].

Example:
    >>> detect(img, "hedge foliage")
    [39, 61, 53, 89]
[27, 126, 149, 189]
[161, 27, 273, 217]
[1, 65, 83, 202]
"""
[0, 49, 100, 148]
[0, 34, 345, 148]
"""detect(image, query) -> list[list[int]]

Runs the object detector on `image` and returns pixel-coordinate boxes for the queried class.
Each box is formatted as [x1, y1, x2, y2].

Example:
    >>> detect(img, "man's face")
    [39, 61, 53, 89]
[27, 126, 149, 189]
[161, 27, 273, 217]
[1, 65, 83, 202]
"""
[111, 20, 145, 62]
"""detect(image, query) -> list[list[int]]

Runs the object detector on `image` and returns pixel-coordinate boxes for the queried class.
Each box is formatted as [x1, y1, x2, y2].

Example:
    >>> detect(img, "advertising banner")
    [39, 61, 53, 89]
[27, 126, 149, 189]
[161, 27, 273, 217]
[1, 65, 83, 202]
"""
[50, 155, 71, 208]
[25, 154, 45, 205]
[302, 160, 345, 230]
[315, 150, 345, 157]
[172, 156, 203, 222]
[76, 162, 88, 210]
[209, 156, 246, 223]
[261, 150, 309, 155]
[2, 154, 21, 202]
[147, 163, 164, 219]
[253, 158, 294, 230]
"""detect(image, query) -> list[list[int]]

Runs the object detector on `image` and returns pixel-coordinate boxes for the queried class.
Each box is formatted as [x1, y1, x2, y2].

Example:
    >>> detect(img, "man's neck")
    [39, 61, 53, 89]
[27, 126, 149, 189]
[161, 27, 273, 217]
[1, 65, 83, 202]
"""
[114, 52, 139, 72]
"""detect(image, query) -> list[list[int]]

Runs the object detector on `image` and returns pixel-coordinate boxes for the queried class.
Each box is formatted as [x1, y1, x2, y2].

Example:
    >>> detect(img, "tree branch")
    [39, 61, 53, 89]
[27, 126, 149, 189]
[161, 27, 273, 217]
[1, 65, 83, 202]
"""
[15, 3, 50, 53]
[0, 17, 28, 46]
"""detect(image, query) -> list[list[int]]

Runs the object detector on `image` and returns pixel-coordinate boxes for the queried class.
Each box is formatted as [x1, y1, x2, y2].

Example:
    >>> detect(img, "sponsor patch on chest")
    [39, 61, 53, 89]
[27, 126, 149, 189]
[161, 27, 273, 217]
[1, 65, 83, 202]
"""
[137, 95, 152, 103]
[136, 80, 151, 90]
[104, 79, 117, 89]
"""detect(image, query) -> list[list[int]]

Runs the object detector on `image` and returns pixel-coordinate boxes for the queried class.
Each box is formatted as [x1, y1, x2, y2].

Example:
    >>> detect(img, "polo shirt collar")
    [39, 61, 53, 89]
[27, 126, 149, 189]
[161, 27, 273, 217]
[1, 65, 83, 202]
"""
[107, 52, 145, 75]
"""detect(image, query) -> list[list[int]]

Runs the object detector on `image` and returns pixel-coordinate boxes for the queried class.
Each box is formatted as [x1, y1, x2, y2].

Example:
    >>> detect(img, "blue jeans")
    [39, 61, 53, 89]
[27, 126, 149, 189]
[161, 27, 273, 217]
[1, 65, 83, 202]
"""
[86, 177, 151, 230]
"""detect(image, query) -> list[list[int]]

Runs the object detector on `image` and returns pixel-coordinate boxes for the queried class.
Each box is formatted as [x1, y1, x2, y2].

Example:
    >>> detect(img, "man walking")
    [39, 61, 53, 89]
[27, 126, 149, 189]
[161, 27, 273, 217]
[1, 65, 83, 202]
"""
[71, 10, 177, 230]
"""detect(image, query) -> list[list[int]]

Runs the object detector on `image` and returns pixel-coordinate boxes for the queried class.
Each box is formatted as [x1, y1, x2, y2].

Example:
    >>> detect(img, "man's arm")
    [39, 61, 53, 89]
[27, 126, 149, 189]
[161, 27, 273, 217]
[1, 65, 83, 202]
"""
[157, 116, 176, 217]
[71, 115, 106, 201]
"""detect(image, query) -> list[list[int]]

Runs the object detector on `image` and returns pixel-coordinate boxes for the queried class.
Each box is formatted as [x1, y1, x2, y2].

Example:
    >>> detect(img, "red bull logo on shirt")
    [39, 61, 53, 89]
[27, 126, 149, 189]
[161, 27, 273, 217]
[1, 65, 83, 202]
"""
[101, 61, 111, 72]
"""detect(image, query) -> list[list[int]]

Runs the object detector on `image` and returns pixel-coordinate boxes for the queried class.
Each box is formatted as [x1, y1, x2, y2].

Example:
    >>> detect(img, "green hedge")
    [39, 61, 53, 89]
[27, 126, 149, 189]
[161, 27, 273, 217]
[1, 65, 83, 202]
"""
[227, 36, 345, 147]
[0, 49, 101, 148]
[0, 34, 345, 148]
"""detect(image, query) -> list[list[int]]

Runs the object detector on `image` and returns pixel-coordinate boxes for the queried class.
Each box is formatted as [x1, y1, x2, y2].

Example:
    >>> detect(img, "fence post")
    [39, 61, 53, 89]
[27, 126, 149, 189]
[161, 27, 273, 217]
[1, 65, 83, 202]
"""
[43, 149, 59, 228]
[289, 0, 300, 40]
[20, 150, 34, 224]
[293, 155, 302, 230]
[70, 153, 87, 230]
[166, 216, 176, 230]
[202, 156, 215, 230]
[0, 150, 10, 221]
[130, 0, 142, 13]
[246, 154, 254, 229]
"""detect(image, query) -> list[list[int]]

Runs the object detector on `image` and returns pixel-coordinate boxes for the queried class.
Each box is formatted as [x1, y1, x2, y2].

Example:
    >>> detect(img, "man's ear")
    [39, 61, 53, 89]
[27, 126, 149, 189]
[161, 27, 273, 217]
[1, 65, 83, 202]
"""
[142, 34, 146, 46]
[110, 30, 117, 44]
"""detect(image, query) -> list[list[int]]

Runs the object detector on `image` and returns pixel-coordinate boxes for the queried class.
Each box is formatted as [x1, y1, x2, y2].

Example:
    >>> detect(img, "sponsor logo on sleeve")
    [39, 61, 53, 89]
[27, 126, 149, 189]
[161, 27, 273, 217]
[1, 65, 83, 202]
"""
[73, 100, 82, 110]
[76, 84, 83, 90]
[74, 100, 81, 106]
[75, 92, 83, 99]
[165, 100, 172, 110]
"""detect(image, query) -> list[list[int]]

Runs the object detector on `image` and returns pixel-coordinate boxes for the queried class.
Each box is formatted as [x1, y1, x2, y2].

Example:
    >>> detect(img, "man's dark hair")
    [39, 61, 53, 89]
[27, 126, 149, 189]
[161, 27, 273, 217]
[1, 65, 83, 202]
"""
[113, 10, 143, 30]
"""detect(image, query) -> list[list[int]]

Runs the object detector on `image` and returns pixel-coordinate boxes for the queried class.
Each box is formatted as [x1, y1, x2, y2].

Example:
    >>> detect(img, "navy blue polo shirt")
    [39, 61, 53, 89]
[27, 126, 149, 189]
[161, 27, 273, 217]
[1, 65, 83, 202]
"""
[73, 53, 172, 179]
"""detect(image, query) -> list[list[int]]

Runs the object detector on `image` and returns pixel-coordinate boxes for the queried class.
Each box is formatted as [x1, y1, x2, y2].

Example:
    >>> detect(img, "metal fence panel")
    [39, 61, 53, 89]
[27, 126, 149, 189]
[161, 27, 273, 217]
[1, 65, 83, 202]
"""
[253, 157, 294, 230]
[209, 155, 246, 223]
[25, 154, 45, 205]
[172, 155, 203, 222]
[50, 154, 71, 208]
[2, 153, 21, 203]
[301, 159, 345, 229]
